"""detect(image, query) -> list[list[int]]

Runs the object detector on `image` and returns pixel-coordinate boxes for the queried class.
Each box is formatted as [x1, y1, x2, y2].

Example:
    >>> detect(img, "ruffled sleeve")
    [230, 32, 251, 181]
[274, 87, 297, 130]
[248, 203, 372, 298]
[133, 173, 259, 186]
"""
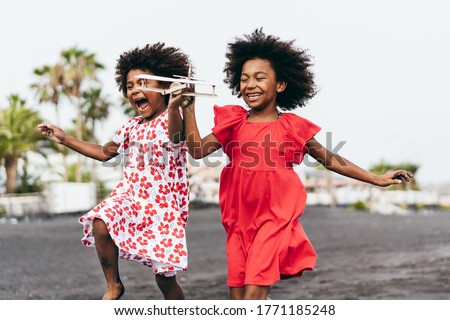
[112, 117, 140, 154]
[211, 105, 247, 148]
[281, 113, 321, 164]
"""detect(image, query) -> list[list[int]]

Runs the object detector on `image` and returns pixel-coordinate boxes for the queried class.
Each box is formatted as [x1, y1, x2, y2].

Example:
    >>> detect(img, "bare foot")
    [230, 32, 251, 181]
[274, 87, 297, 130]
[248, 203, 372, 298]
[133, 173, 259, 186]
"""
[102, 283, 125, 300]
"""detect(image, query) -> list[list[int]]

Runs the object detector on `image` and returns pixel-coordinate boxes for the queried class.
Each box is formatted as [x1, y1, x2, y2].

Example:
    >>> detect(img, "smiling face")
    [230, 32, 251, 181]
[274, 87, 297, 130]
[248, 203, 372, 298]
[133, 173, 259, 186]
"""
[126, 68, 167, 120]
[240, 58, 286, 112]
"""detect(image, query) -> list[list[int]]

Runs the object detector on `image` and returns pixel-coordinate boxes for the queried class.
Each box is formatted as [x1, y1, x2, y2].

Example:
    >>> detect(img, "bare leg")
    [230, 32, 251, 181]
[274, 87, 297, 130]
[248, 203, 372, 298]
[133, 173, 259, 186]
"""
[93, 218, 124, 300]
[229, 287, 245, 300]
[155, 274, 185, 300]
[230, 285, 269, 300]
[243, 285, 270, 300]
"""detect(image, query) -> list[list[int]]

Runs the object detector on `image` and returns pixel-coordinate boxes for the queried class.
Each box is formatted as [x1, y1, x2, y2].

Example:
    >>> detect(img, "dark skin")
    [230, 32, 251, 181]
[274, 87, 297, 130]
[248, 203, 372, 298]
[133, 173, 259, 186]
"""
[37, 69, 186, 300]
[169, 57, 413, 300]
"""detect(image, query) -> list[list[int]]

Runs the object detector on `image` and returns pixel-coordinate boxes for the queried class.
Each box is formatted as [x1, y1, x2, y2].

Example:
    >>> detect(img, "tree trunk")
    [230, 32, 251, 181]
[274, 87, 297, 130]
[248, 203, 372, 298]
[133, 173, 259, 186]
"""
[75, 97, 83, 182]
[59, 147, 69, 182]
[4, 155, 18, 193]
[54, 104, 69, 182]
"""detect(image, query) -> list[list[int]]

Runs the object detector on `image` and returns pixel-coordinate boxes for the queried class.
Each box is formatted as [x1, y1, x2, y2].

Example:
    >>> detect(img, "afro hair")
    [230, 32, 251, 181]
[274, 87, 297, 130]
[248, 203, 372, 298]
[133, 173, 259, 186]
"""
[115, 42, 192, 98]
[223, 28, 317, 110]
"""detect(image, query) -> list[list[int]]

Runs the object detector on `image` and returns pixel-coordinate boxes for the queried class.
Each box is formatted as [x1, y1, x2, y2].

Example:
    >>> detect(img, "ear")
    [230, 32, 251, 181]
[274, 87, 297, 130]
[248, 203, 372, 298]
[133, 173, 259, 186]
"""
[277, 81, 287, 93]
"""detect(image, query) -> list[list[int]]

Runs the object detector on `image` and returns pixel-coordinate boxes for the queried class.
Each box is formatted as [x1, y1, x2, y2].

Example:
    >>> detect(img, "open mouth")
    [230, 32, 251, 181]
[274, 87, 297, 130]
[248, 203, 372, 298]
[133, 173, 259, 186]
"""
[135, 98, 149, 111]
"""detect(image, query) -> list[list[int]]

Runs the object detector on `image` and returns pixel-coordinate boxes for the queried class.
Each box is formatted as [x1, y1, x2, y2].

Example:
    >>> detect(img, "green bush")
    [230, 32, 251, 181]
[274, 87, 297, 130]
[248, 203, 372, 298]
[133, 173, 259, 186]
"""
[15, 171, 44, 193]
[0, 206, 6, 218]
[348, 200, 369, 211]
[415, 203, 426, 210]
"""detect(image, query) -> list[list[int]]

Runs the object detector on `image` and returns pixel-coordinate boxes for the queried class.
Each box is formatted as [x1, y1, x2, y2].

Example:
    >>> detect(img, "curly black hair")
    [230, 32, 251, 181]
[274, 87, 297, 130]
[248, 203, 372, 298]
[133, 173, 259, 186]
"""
[115, 42, 192, 100]
[223, 28, 317, 110]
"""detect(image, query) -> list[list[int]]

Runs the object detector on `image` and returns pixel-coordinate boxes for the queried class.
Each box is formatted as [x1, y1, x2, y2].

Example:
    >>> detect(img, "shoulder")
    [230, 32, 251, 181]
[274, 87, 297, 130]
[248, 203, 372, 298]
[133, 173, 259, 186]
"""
[214, 104, 247, 115]
[116, 116, 141, 135]
[281, 112, 305, 121]
[211, 105, 247, 143]
[281, 112, 318, 127]
[213, 105, 247, 123]
[280, 112, 321, 143]
[122, 116, 142, 126]
[125, 116, 142, 128]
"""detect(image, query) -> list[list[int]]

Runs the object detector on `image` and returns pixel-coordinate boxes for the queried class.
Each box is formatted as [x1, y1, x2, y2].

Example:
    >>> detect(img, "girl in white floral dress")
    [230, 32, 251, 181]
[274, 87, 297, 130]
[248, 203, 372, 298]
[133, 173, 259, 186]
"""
[38, 43, 192, 300]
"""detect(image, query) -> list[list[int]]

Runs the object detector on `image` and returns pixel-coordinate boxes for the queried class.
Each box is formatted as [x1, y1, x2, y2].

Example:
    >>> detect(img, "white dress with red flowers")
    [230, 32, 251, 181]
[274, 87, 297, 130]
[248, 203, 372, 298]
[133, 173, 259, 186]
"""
[79, 111, 189, 274]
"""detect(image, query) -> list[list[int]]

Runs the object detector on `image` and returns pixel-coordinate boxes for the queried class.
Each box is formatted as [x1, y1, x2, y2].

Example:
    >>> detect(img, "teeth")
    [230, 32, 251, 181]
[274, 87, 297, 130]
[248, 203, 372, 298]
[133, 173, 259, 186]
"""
[136, 99, 148, 110]
[247, 93, 261, 97]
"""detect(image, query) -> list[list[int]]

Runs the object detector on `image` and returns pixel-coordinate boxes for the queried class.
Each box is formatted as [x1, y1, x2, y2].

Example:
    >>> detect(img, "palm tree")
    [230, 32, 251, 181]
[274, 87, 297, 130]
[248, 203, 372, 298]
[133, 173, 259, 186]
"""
[61, 47, 105, 138]
[60, 47, 105, 182]
[0, 94, 46, 193]
[30, 63, 70, 181]
[81, 87, 112, 184]
[82, 87, 111, 143]
[30, 64, 65, 125]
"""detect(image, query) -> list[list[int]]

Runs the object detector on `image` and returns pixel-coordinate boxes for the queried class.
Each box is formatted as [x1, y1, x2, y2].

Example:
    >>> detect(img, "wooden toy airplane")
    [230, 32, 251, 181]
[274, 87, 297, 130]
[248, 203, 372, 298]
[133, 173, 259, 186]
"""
[135, 66, 218, 97]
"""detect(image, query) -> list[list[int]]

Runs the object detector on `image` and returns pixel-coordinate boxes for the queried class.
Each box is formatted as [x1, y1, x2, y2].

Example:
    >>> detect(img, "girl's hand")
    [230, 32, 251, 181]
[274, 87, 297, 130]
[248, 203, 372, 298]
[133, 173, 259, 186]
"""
[375, 170, 414, 187]
[37, 123, 66, 144]
[167, 82, 195, 110]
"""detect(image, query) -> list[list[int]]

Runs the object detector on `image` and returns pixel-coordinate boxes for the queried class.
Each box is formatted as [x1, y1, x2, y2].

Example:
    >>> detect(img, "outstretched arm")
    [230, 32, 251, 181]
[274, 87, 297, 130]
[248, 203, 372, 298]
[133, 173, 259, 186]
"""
[37, 123, 118, 162]
[306, 137, 413, 187]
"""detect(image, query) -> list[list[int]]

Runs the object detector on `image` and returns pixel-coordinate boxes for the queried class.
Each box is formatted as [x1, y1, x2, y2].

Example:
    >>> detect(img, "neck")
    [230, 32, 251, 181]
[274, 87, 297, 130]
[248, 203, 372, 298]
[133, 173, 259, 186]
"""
[247, 107, 280, 122]
[142, 103, 167, 123]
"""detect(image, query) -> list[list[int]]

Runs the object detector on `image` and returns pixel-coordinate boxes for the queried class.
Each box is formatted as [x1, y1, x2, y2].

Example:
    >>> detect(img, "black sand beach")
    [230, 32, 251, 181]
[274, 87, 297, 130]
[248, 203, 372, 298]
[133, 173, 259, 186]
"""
[1, 206, 449, 300]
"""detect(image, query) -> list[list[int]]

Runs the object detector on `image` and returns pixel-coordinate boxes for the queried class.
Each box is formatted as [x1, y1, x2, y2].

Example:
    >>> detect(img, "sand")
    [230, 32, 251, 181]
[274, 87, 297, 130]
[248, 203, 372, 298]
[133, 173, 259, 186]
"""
[1, 206, 449, 300]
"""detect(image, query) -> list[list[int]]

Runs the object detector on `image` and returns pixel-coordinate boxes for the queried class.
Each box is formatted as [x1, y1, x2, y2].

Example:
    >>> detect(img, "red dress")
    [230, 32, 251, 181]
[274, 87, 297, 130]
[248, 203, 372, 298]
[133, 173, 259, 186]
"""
[212, 105, 321, 286]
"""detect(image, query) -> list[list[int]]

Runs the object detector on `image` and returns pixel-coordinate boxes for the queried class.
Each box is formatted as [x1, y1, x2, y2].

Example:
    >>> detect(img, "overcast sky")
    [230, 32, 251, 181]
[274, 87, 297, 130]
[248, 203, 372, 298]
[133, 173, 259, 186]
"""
[1, 0, 449, 185]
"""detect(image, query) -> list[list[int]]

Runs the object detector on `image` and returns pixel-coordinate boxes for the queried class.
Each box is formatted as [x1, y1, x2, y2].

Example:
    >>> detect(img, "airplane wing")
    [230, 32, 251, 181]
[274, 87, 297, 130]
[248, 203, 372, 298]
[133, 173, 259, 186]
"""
[135, 74, 218, 86]
[135, 73, 218, 97]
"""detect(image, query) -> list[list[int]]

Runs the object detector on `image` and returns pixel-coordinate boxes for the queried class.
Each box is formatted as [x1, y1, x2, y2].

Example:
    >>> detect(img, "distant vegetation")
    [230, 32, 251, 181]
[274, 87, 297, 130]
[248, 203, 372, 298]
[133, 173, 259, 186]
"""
[0, 46, 119, 195]
[0, 94, 46, 193]
[348, 200, 370, 211]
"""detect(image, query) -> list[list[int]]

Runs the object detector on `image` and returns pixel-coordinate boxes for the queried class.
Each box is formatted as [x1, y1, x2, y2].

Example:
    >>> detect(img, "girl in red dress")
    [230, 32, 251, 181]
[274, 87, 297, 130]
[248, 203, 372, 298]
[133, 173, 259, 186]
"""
[170, 29, 413, 300]
[38, 43, 191, 300]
